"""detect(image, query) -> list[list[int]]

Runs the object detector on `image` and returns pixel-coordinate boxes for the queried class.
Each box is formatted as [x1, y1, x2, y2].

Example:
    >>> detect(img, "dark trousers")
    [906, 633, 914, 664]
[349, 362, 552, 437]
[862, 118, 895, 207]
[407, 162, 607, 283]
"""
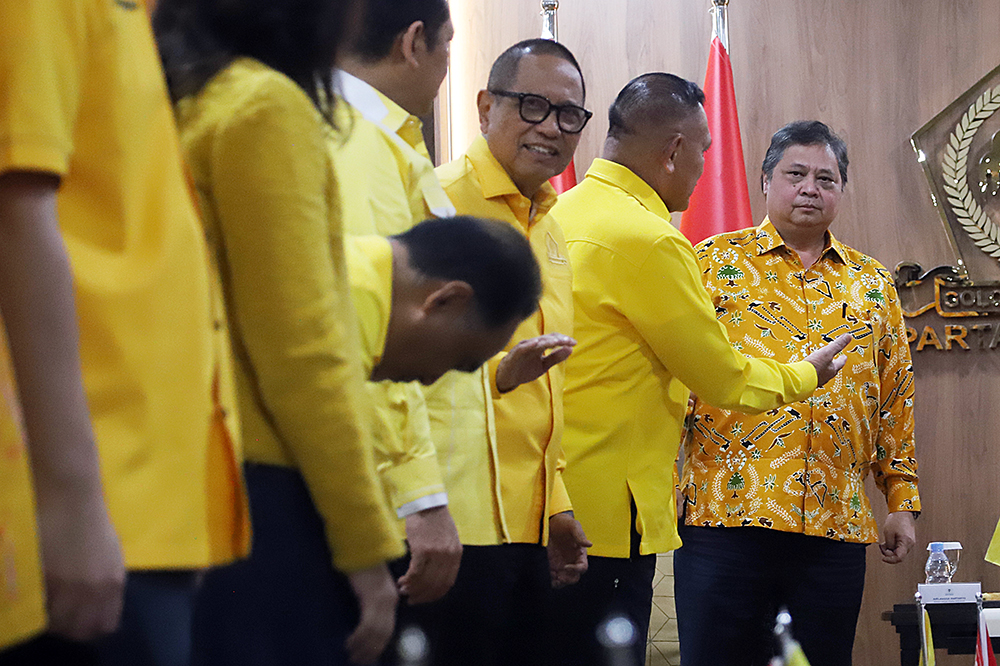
[0, 570, 200, 666]
[192, 463, 358, 666]
[380, 543, 550, 666]
[673, 524, 867, 666]
[548, 514, 655, 666]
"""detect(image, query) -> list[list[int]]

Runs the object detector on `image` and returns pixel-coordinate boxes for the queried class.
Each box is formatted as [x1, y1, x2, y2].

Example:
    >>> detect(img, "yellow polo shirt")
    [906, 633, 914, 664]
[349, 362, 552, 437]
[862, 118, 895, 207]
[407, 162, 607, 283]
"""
[437, 135, 574, 545]
[553, 159, 817, 558]
[175, 58, 403, 572]
[333, 74, 453, 518]
[0, 324, 45, 649]
[0, 0, 247, 570]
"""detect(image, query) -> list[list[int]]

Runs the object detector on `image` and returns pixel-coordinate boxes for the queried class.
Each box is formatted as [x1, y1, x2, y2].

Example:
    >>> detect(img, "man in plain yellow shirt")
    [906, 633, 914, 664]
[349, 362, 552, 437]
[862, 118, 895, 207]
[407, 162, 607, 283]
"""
[549, 73, 850, 666]
[431, 39, 590, 666]
[1, 1, 245, 663]
[334, 0, 462, 610]
[347, 217, 544, 389]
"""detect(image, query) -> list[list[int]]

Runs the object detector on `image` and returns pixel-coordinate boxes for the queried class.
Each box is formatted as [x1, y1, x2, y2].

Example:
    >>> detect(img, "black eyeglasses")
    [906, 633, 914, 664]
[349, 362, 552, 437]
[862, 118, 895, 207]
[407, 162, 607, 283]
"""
[488, 90, 593, 134]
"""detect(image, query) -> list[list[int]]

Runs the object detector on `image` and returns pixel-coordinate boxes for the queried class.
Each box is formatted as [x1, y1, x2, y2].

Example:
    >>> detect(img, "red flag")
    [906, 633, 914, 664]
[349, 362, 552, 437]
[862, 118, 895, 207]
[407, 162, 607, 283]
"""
[680, 36, 754, 245]
[549, 160, 577, 194]
[977, 606, 997, 666]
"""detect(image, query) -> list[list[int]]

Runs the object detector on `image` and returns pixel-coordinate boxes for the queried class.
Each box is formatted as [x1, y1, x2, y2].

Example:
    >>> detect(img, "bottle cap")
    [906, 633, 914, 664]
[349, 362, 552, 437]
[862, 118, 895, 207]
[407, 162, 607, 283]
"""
[930, 542, 945, 553]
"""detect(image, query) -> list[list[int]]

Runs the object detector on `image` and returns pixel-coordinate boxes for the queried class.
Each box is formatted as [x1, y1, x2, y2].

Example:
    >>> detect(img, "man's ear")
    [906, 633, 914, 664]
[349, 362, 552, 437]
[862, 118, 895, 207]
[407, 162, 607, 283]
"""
[421, 280, 474, 317]
[661, 134, 683, 175]
[398, 21, 425, 69]
[477, 89, 492, 134]
[761, 172, 771, 196]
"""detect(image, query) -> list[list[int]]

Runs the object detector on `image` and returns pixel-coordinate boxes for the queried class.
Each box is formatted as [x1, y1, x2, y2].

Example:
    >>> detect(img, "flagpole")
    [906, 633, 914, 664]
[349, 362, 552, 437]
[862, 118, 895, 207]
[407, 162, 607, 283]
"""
[541, 0, 559, 41]
[711, 0, 729, 53]
[681, 0, 753, 244]
[540, 0, 579, 194]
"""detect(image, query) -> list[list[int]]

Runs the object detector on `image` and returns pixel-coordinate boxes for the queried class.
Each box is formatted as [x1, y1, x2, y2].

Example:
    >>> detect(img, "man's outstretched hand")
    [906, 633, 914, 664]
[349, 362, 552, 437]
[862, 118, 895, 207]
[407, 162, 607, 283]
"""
[804, 333, 852, 387]
[495, 334, 576, 393]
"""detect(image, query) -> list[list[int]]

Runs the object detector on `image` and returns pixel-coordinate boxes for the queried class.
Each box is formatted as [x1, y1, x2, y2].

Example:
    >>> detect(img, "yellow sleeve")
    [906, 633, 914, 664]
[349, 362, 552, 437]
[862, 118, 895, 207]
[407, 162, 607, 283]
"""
[372, 381, 447, 515]
[549, 466, 573, 517]
[619, 233, 817, 412]
[210, 79, 402, 571]
[871, 278, 920, 512]
[0, 0, 87, 175]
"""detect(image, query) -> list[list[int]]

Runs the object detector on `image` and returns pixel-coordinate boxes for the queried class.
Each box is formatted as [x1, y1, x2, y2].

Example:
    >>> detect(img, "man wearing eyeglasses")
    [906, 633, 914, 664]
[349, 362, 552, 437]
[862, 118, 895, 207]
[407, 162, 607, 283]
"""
[429, 39, 591, 666]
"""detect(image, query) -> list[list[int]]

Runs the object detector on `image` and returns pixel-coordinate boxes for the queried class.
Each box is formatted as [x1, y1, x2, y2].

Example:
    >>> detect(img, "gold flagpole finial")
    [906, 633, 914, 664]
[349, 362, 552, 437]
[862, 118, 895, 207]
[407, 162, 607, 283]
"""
[541, 0, 559, 41]
[710, 0, 730, 52]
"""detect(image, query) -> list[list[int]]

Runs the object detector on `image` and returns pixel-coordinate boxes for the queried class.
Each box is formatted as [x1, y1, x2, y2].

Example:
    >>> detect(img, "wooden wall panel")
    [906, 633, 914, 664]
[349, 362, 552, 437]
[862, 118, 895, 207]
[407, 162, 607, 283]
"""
[448, 1, 1000, 663]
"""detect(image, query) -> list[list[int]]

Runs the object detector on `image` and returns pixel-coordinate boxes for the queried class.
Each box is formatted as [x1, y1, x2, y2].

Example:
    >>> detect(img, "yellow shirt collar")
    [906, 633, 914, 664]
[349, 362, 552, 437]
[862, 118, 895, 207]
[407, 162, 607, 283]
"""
[466, 134, 559, 223]
[754, 217, 849, 264]
[336, 71, 428, 155]
[584, 158, 672, 223]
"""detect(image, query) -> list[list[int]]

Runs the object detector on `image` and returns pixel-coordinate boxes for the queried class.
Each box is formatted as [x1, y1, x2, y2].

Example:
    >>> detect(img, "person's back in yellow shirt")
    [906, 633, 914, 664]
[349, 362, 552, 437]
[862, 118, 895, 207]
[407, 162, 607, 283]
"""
[1, 0, 245, 659]
[156, 1, 412, 664]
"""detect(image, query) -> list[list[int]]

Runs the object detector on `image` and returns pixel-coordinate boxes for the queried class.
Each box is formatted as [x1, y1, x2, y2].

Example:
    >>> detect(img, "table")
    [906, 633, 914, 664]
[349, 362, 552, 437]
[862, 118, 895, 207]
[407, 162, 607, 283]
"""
[882, 601, 1000, 665]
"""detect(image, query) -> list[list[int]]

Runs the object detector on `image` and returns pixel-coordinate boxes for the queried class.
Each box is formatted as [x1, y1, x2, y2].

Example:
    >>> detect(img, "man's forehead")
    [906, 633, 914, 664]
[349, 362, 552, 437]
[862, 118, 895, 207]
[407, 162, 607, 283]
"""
[780, 144, 839, 171]
[511, 54, 583, 100]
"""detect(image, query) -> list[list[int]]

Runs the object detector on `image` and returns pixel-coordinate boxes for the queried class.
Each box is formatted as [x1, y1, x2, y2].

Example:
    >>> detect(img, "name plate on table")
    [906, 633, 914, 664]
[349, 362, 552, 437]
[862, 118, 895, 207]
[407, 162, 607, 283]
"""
[918, 582, 982, 604]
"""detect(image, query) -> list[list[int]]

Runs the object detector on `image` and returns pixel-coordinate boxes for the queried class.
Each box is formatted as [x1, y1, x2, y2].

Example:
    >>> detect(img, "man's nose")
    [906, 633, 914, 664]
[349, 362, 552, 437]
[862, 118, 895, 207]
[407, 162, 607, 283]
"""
[536, 111, 561, 137]
[799, 176, 820, 196]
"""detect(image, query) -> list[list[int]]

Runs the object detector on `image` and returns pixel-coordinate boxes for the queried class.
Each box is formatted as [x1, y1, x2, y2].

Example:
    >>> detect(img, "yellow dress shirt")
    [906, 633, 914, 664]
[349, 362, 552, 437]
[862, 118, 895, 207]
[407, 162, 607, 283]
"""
[437, 135, 575, 545]
[336, 76, 504, 545]
[554, 159, 818, 558]
[175, 58, 403, 572]
[0, 0, 247, 570]
[684, 220, 920, 543]
[333, 74, 453, 518]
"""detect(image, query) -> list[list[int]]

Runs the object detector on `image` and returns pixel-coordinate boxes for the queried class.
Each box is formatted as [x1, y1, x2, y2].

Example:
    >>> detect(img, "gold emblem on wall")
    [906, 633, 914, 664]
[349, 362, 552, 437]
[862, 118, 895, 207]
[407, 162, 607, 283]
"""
[898, 65, 1000, 351]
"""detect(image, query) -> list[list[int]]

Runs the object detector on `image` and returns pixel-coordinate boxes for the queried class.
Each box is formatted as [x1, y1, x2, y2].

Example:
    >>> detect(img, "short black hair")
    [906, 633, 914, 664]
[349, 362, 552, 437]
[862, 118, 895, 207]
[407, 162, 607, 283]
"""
[394, 217, 542, 328]
[761, 120, 849, 187]
[487, 39, 586, 102]
[607, 72, 704, 140]
[352, 0, 451, 61]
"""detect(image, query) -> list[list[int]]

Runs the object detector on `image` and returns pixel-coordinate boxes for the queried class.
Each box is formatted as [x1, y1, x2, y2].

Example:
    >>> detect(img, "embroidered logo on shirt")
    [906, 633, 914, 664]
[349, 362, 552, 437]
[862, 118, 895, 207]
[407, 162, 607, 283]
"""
[546, 233, 568, 265]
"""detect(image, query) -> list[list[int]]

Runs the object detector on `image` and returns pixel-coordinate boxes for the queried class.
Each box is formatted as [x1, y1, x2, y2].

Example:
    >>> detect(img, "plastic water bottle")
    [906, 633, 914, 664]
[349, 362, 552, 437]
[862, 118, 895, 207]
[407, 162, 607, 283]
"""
[925, 541, 952, 584]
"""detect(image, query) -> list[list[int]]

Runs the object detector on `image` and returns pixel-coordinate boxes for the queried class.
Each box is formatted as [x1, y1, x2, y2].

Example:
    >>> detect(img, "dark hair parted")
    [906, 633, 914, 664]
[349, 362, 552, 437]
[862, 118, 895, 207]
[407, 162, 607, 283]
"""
[761, 120, 849, 187]
[394, 217, 542, 328]
[153, 0, 355, 122]
[607, 72, 704, 141]
[351, 0, 450, 61]
[487, 39, 586, 102]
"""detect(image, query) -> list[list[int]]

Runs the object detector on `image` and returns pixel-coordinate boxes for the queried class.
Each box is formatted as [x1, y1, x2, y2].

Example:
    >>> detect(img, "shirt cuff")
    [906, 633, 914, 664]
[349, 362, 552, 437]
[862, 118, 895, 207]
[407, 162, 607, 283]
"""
[397, 492, 449, 518]
[885, 481, 921, 514]
[548, 473, 574, 517]
[488, 353, 506, 399]
[380, 454, 446, 511]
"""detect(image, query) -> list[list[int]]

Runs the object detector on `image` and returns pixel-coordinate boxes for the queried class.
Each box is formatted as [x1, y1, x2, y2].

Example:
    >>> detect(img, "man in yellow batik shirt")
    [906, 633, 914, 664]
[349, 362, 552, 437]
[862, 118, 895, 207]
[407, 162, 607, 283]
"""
[675, 121, 920, 666]
[431, 39, 591, 666]
[550, 76, 850, 666]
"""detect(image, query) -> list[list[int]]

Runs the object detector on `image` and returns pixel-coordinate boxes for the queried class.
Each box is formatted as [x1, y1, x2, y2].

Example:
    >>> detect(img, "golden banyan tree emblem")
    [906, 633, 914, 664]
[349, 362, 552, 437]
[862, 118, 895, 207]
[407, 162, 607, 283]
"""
[899, 65, 1000, 323]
